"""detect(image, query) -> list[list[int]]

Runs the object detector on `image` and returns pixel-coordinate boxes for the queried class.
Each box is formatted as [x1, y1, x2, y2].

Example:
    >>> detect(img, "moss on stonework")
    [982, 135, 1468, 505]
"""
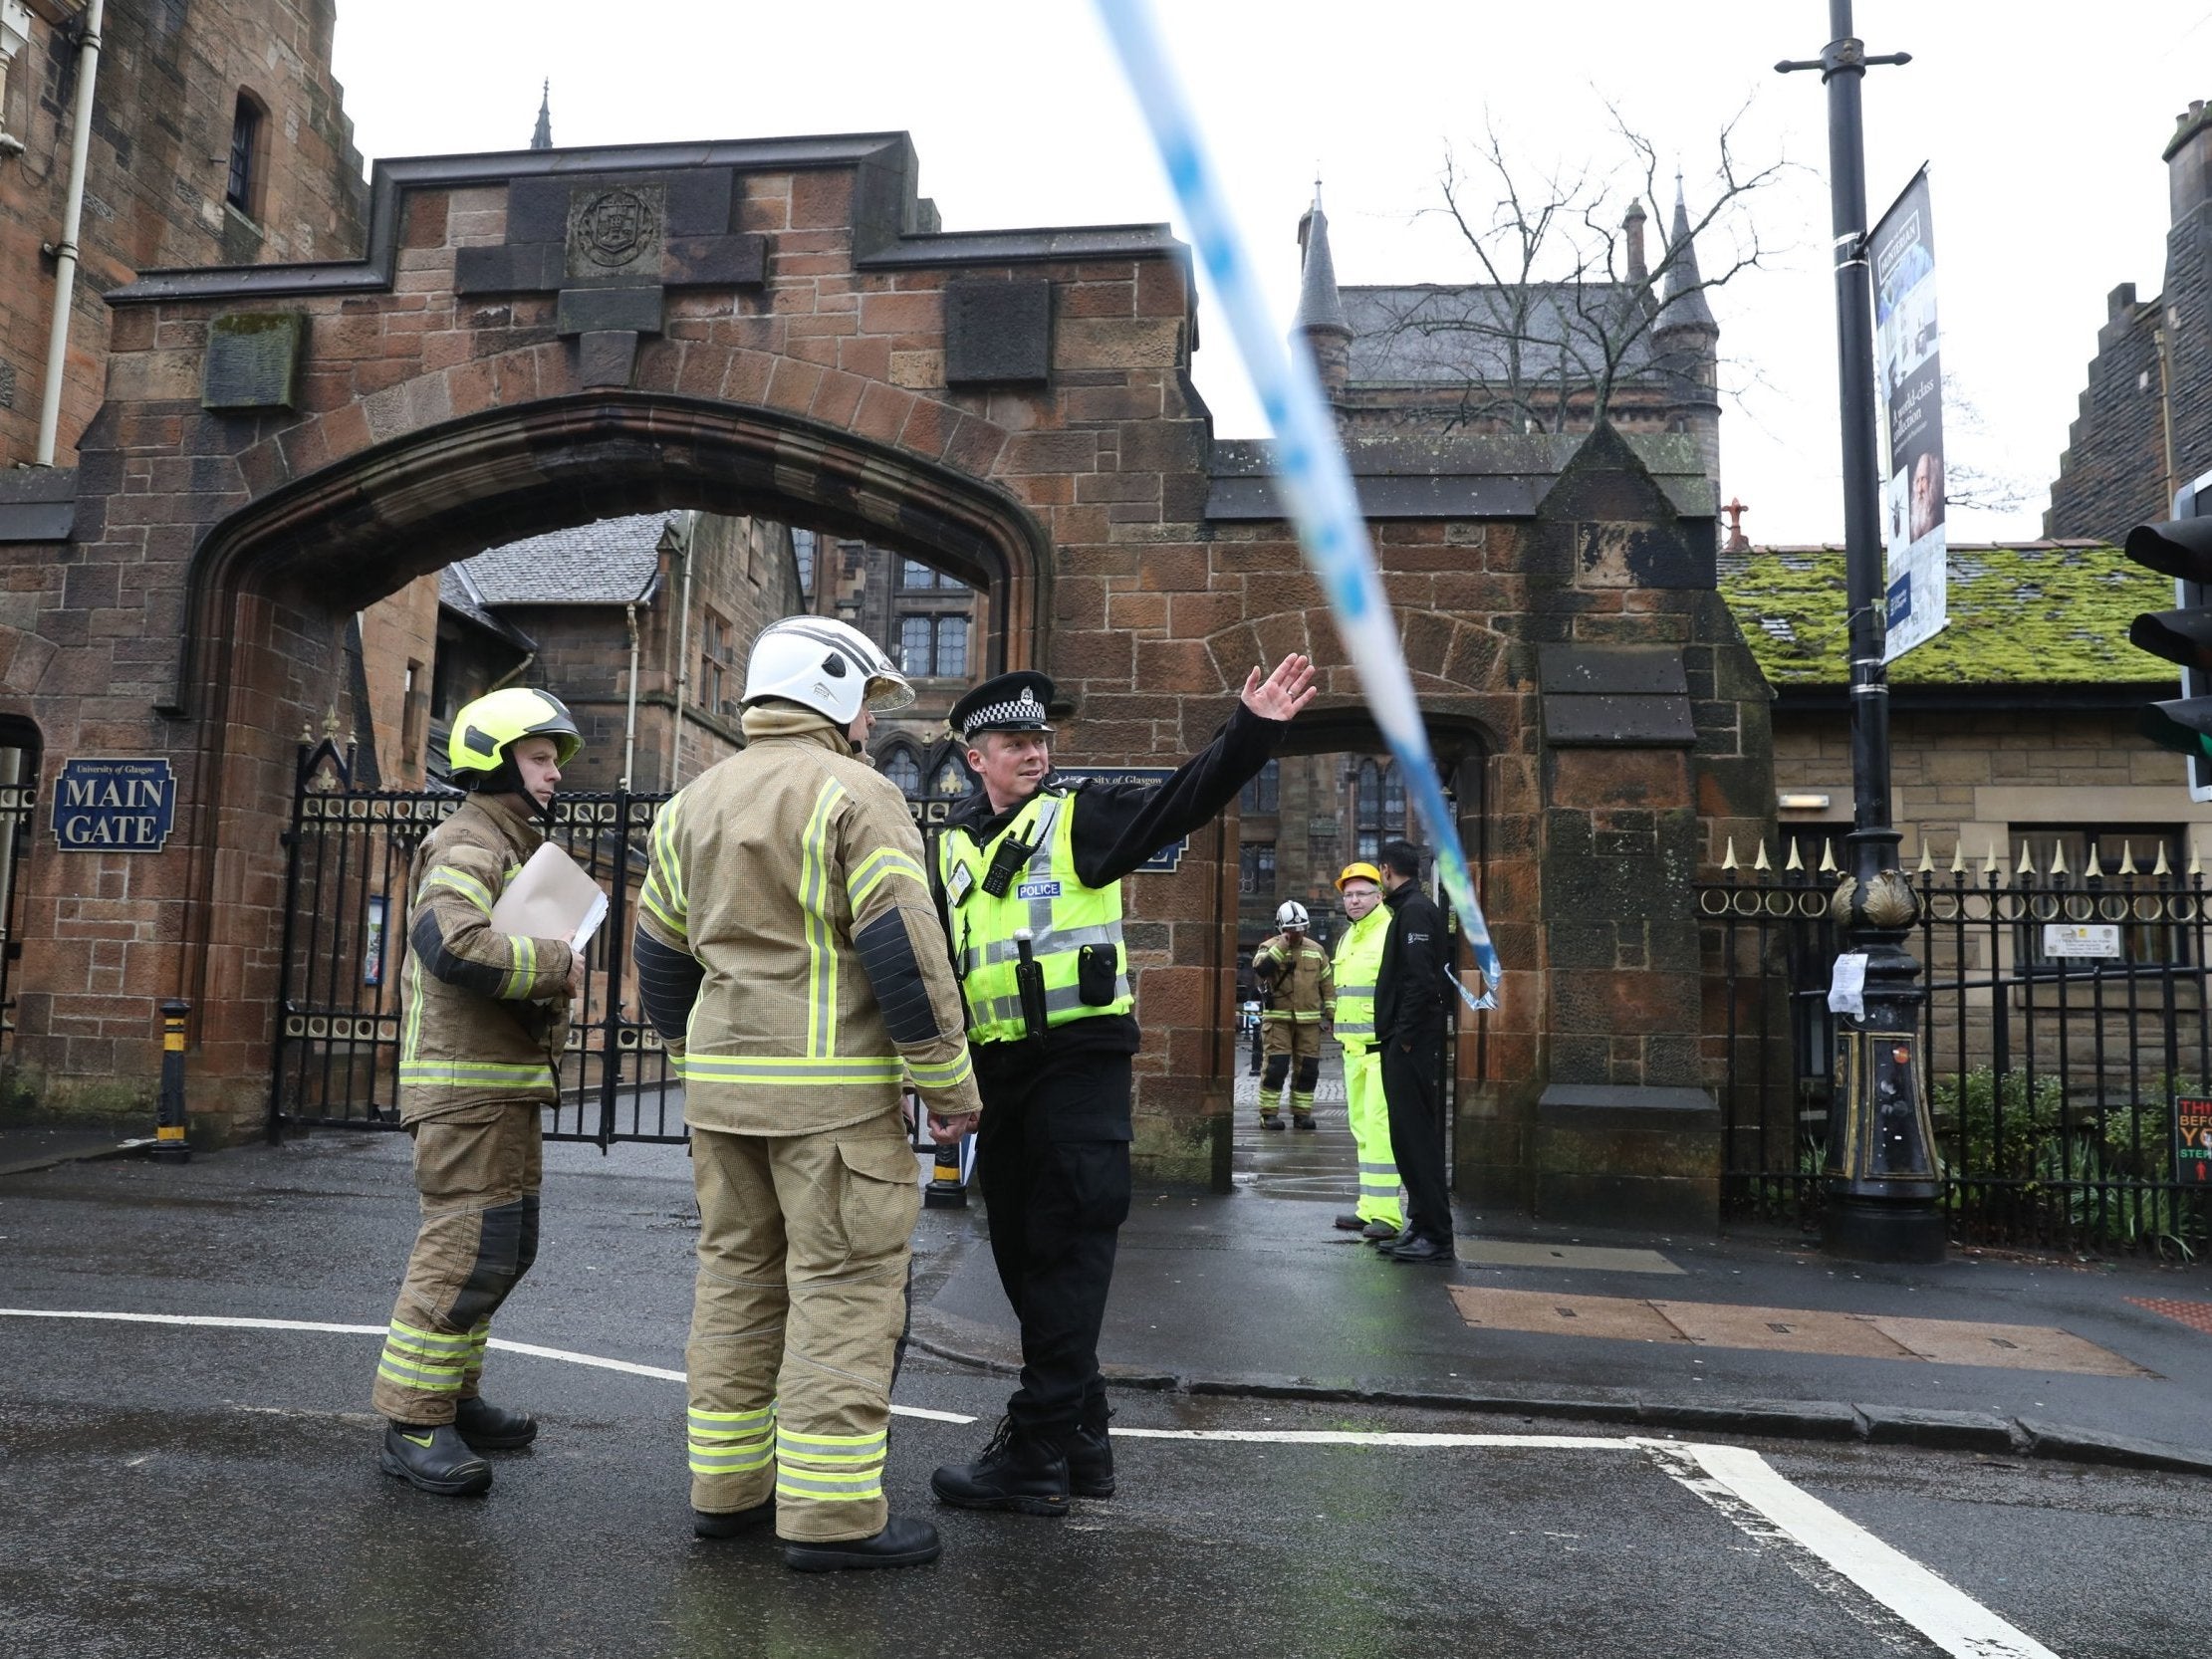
[1719, 544, 2173, 686]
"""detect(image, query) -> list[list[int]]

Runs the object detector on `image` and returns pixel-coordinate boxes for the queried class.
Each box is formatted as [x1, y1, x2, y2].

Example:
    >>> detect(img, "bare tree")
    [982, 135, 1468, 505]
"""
[1366, 104, 1793, 435]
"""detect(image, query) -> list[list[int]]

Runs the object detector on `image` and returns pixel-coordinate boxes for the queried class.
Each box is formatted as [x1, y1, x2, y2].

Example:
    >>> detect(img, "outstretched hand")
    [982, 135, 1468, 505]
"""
[1242, 653, 1318, 723]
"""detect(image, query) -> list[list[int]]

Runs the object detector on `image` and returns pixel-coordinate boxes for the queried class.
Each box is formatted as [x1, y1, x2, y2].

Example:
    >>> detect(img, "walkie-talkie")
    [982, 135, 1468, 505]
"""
[981, 834, 1035, 897]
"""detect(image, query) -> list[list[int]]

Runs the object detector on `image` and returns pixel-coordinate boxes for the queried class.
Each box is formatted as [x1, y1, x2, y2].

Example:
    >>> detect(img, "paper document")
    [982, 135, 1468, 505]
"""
[1828, 953, 1868, 1019]
[489, 842, 609, 952]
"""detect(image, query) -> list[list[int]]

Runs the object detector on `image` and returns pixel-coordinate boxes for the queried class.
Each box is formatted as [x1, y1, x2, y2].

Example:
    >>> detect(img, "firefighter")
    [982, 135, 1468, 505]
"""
[633, 615, 981, 1573]
[1326, 861, 1402, 1239]
[929, 654, 1316, 1517]
[372, 687, 587, 1497]
[1251, 899, 1333, 1129]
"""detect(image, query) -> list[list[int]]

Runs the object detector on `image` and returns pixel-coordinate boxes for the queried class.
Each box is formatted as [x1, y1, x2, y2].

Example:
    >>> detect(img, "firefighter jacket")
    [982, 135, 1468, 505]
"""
[632, 703, 980, 1135]
[397, 795, 576, 1123]
[1330, 905, 1388, 1053]
[1252, 932, 1334, 1025]
[939, 785, 1133, 1046]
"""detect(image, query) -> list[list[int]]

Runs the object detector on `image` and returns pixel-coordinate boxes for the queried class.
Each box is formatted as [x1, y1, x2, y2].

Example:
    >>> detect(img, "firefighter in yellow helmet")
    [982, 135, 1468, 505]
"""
[633, 616, 981, 1572]
[1327, 860, 1403, 1239]
[1251, 898, 1333, 1129]
[372, 686, 586, 1497]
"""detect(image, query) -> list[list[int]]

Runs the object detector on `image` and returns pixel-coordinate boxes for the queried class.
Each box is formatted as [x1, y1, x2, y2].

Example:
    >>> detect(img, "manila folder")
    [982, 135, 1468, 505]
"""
[489, 842, 610, 951]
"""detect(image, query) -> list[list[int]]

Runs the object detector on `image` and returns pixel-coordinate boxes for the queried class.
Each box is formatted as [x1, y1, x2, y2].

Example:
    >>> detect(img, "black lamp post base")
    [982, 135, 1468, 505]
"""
[1821, 1195, 1946, 1264]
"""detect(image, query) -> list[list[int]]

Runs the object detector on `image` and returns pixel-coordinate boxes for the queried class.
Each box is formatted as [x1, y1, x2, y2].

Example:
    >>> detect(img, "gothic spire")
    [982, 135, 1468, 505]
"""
[1655, 171, 1716, 332]
[531, 80, 553, 151]
[1294, 179, 1351, 337]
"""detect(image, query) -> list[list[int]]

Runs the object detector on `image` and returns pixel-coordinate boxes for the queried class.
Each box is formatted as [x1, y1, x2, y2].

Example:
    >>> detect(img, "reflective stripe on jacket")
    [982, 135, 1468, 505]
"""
[1252, 931, 1334, 1023]
[938, 786, 1132, 1045]
[397, 795, 576, 1123]
[1330, 905, 1388, 1052]
[635, 705, 980, 1134]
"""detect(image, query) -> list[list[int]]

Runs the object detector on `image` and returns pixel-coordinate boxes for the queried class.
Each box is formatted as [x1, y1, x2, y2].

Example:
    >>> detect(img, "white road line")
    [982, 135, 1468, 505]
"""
[1113, 1427, 1640, 1450]
[0, 1307, 975, 1426]
[1639, 1438, 2063, 1659]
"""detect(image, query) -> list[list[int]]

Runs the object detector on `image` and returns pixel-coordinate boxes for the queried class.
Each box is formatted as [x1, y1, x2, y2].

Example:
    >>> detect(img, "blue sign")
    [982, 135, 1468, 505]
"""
[1054, 767, 1187, 872]
[52, 757, 177, 852]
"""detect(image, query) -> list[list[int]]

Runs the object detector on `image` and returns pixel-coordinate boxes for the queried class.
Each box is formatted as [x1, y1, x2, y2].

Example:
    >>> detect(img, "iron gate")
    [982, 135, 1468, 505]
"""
[268, 741, 680, 1144]
[1703, 840, 2212, 1256]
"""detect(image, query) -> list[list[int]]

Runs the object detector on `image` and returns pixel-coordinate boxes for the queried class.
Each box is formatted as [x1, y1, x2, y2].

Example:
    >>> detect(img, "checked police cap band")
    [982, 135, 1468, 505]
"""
[949, 670, 1056, 742]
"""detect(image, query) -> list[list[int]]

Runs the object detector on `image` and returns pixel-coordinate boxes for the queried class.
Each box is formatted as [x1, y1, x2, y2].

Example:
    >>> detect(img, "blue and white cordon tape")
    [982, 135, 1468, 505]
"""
[1094, 0, 1501, 1010]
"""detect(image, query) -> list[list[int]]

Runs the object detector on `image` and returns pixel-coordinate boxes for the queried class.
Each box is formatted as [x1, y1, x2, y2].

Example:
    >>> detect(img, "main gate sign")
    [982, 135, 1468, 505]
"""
[51, 758, 176, 852]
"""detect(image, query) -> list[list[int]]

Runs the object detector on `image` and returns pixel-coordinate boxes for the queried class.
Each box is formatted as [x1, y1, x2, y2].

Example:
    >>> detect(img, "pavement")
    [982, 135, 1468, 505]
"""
[8, 1062, 2212, 1481]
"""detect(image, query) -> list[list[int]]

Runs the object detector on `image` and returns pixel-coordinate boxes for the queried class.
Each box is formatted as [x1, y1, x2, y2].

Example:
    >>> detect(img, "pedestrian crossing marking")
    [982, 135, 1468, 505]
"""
[1448, 1287, 2151, 1375]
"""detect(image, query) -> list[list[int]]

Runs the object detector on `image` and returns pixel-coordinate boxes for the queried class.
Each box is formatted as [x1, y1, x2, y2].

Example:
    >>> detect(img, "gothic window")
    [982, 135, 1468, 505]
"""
[226, 93, 265, 216]
[880, 746, 922, 798]
[1382, 764, 1406, 834]
[899, 615, 933, 675]
[701, 612, 737, 716]
[1239, 841, 1277, 897]
[899, 559, 943, 590]
[934, 615, 967, 679]
[793, 528, 815, 599]
[934, 757, 972, 798]
[1240, 758, 1280, 815]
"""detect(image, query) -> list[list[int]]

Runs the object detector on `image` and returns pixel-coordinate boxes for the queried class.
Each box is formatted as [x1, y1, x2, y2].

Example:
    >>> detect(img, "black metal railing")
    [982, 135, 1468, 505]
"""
[268, 741, 680, 1145]
[1702, 837, 2212, 1257]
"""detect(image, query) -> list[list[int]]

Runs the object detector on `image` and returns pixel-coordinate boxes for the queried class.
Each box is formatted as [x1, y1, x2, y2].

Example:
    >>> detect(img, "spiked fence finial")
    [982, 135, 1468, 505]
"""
[1721, 835, 1739, 871]
[2017, 841, 2037, 876]
[1785, 839, 1804, 873]
[1753, 839, 1772, 872]
[2120, 841, 2138, 877]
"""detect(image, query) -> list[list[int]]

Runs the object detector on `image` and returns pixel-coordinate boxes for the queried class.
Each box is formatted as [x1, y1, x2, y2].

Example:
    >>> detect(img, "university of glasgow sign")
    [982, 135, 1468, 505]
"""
[52, 757, 177, 852]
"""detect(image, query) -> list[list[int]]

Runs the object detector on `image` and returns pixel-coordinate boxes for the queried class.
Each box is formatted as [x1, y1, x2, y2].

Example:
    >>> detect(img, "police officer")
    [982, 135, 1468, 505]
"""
[1252, 899, 1333, 1130]
[633, 616, 982, 1572]
[372, 687, 587, 1497]
[1327, 861, 1402, 1240]
[1373, 838, 1455, 1264]
[930, 654, 1316, 1516]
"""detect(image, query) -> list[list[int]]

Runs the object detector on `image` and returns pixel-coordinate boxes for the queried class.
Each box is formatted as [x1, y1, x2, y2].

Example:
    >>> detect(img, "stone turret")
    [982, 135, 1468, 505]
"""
[1652, 175, 1721, 486]
[1295, 181, 1352, 400]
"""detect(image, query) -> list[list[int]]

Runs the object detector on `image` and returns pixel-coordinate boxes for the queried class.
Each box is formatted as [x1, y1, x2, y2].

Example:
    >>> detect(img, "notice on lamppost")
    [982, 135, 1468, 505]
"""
[1872, 167, 1947, 662]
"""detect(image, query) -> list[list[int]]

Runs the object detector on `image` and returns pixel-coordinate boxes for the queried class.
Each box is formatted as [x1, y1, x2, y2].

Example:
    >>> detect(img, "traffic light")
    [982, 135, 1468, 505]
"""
[2125, 511, 2212, 789]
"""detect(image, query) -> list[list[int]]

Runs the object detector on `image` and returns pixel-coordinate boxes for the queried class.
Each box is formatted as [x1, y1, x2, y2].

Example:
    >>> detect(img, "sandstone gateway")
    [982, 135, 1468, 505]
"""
[0, 134, 1773, 1218]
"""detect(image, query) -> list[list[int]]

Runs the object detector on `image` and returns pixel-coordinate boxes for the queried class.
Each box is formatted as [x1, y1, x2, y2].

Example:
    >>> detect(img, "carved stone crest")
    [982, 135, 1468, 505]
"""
[566, 184, 663, 277]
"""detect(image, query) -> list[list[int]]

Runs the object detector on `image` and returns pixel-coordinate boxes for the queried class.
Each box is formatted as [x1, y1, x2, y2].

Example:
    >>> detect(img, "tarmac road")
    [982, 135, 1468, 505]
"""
[3, 1131, 2209, 1657]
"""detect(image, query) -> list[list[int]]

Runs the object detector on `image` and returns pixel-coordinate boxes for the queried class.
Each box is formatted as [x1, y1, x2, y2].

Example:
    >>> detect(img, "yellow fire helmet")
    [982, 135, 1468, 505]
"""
[1335, 859, 1383, 891]
[446, 687, 583, 791]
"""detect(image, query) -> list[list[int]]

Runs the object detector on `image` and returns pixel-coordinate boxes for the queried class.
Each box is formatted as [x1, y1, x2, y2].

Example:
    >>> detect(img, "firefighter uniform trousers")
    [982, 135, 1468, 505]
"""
[685, 1110, 920, 1543]
[1261, 1017, 1325, 1120]
[371, 1099, 543, 1423]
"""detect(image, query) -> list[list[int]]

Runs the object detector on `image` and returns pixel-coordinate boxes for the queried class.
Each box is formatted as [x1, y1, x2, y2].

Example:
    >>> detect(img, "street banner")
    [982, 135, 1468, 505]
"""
[1871, 167, 1947, 661]
[1095, 0, 1500, 1009]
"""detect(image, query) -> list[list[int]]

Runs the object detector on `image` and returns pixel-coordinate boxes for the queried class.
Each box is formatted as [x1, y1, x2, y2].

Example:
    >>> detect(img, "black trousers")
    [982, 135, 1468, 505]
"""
[974, 1047, 1133, 1442]
[1381, 1034, 1452, 1245]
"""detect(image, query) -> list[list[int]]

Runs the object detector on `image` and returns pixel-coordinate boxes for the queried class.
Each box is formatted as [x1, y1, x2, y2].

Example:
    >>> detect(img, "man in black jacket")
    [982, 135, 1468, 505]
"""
[1372, 838, 1455, 1264]
[929, 656, 1316, 1515]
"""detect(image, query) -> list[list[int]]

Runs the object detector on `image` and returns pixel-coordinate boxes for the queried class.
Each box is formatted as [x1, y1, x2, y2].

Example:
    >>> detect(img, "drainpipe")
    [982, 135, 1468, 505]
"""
[485, 650, 537, 693]
[665, 513, 696, 790]
[34, 0, 104, 467]
[620, 600, 640, 791]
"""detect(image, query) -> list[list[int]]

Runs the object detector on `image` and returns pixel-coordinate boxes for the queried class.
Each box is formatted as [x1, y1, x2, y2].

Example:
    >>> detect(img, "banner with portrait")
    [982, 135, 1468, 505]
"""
[1872, 167, 1947, 662]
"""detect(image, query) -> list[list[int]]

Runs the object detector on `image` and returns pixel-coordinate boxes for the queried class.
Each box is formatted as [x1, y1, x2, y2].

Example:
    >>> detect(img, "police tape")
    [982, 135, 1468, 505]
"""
[1093, 0, 1500, 1012]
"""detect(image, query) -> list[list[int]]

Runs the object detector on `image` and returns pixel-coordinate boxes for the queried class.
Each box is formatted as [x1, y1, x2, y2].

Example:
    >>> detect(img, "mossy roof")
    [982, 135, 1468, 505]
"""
[1718, 542, 2170, 686]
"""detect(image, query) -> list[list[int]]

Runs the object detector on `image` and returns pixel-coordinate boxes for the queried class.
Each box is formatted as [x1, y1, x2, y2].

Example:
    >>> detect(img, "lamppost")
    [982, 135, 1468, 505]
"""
[1779, 2, 1945, 1263]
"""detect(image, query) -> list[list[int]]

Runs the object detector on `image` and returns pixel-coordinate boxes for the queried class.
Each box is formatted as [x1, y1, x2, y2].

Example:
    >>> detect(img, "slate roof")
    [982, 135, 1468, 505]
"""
[1718, 542, 2168, 687]
[438, 563, 534, 651]
[455, 513, 670, 606]
[1339, 283, 1664, 387]
[1294, 191, 1351, 335]
[1654, 183, 1717, 334]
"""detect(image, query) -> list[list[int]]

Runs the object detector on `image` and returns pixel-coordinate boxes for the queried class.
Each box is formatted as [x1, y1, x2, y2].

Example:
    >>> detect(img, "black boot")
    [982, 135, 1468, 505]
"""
[378, 1422, 491, 1496]
[693, 1498, 775, 1539]
[1065, 1424, 1115, 1499]
[930, 1418, 1070, 1517]
[784, 1517, 941, 1572]
[453, 1395, 538, 1450]
[1259, 1113, 1286, 1131]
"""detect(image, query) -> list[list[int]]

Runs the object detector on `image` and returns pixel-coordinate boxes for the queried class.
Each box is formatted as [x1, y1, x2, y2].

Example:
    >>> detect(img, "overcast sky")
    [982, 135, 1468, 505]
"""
[330, 2, 2212, 547]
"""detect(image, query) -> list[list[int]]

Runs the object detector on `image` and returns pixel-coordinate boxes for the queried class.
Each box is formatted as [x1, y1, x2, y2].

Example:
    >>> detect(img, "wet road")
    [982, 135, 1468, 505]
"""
[3, 1138, 2208, 1656]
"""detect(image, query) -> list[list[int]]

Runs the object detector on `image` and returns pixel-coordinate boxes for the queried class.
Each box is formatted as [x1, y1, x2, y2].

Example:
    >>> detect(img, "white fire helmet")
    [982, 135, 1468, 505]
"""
[1275, 900, 1311, 931]
[742, 616, 916, 725]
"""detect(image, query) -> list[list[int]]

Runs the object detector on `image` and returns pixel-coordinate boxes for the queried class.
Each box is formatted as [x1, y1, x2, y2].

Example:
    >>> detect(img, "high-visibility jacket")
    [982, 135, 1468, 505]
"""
[634, 705, 980, 1135]
[397, 795, 575, 1123]
[1331, 905, 1389, 1053]
[938, 785, 1132, 1046]
[1253, 931, 1334, 1024]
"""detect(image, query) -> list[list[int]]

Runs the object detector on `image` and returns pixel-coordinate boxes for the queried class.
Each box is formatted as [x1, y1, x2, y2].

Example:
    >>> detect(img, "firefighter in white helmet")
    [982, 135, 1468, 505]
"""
[372, 686, 586, 1498]
[1251, 897, 1334, 1129]
[633, 615, 981, 1572]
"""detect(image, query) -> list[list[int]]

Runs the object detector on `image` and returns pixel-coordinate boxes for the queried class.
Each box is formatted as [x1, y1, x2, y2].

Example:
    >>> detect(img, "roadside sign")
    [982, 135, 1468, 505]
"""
[2179, 1095, 2212, 1186]
[51, 756, 177, 852]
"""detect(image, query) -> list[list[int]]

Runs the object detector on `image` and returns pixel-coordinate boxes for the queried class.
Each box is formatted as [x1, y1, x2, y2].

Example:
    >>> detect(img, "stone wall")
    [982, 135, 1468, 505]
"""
[0, 0, 365, 466]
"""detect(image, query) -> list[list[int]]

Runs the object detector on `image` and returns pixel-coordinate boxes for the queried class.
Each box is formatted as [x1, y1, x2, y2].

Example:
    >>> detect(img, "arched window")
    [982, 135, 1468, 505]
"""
[226, 92, 266, 218]
[933, 756, 972, 798]
[880, 745, 922, 798]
